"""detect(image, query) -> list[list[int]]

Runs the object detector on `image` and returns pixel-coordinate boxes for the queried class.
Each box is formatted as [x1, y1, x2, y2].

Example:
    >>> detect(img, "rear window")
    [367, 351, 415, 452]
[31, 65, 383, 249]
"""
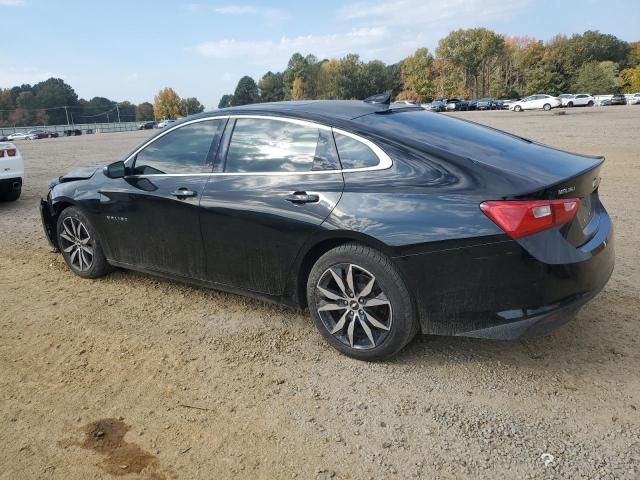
[333, 133, 379, 169]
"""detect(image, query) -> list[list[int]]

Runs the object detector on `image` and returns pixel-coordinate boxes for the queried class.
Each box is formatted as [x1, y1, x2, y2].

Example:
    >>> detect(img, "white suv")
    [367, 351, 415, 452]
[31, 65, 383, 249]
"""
[0, 142, 24, 201]
[561, 94, 595, 107]
[630, 93, 640, 105]
[510, 94, 561, 112]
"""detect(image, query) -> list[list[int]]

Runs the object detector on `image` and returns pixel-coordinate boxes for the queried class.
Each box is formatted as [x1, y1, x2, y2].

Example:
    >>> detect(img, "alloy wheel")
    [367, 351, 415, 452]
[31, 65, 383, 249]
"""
[59, 217, 94, 272]
[316, 263, 392, 350]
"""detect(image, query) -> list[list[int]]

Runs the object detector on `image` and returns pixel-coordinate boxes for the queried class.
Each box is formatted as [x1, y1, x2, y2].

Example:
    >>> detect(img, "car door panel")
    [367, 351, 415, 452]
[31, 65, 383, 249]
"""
[96, 118, 226, 279]
[198, 116, 344, 295]
[200, 173, 343, 294]
[98, 174, 210, 278]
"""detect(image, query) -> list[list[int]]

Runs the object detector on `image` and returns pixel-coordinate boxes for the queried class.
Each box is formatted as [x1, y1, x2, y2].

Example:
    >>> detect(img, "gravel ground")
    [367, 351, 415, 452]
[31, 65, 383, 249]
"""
[1, 106, 639, 479]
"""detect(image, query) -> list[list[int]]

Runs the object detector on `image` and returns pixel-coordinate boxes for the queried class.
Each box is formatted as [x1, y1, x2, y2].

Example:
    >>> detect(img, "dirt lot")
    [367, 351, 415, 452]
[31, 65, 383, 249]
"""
[1, 107, 639, 479]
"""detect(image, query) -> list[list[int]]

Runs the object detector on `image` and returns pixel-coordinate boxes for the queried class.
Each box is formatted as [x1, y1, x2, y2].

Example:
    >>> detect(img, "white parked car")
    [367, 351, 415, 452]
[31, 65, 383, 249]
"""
[630, 93, 640, 105]
[510, 94, 561, 112]
[0, 142, 23, 201]
[7, 131, 37, 141]
[156, 119, 177, 128]
[561, 94, 595, 107]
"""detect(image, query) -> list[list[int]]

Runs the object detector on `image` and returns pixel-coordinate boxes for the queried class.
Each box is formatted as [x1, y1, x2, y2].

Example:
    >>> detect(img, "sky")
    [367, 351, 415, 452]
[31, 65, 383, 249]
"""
[1, 0, 638, 109]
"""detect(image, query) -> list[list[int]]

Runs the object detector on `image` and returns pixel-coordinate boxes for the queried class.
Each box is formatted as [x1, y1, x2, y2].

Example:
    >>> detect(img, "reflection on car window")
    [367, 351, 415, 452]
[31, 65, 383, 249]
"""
[134, 120, 222, 175]
[334, 133, 379, 169]
[225, 118, 339, 173]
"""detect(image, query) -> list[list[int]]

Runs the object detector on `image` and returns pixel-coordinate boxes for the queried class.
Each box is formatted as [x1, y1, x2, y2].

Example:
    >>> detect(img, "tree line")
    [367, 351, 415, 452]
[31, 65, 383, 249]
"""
[0, 79, 205, 127]
[220, 29, 640, 107]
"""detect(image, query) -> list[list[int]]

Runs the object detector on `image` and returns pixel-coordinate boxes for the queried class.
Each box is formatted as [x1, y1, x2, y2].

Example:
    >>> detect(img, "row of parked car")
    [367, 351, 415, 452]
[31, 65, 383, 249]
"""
[417, 92, 640, 113]
[0, 129, 60, 141]
[137, 119, 176, 130]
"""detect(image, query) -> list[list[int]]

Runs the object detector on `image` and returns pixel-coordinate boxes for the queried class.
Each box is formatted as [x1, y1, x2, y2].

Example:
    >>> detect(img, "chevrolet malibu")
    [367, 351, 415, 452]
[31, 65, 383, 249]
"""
[40, 98, 614, 360]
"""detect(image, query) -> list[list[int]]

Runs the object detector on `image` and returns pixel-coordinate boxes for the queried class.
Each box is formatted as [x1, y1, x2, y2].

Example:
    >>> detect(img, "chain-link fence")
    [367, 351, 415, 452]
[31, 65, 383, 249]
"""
[0, 121, 141, 137]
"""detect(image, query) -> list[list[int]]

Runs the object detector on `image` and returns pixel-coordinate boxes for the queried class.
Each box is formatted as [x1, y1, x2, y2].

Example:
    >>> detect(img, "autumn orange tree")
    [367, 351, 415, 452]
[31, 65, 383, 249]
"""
[153, 87, 182, 120]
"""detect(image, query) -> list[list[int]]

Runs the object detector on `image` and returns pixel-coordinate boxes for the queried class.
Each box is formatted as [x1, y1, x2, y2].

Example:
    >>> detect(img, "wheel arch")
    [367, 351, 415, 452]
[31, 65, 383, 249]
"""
[42, 197, 77, 250]
[288, 231, 395, 309]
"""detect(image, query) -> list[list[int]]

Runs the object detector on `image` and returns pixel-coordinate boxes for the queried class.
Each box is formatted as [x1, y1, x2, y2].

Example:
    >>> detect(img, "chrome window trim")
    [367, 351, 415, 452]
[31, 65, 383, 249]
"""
[124, 114, 392, 176]
[332, 127, 392, 172]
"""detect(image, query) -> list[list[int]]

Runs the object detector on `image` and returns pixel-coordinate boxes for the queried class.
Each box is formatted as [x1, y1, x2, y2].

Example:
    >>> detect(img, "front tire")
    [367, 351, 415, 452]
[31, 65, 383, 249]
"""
[588, 100, 594, 106]
[514, 105, 522, 112]
[56, 206, 112, 279]
[306, 243, 418, 360]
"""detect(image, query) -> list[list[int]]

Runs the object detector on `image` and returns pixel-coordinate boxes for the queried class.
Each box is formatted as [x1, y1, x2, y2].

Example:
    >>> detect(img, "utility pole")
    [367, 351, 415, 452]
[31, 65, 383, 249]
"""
[115, 103, 121, 123]
[64, 106, 70, 126]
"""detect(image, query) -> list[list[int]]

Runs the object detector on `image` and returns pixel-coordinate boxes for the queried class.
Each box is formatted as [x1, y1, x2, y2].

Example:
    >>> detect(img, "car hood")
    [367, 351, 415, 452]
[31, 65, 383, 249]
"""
[58, 165, 101, 183]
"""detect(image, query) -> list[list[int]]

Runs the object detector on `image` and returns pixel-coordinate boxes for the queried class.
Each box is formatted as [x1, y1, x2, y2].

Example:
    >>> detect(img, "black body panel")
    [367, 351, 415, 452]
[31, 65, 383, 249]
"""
[199, 172, 344, 295]
[40, 101, 614, 341]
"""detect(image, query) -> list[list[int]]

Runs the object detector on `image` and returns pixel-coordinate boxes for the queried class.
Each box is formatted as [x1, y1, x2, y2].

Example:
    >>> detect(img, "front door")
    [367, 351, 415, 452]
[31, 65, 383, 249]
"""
[98, 118, 226, 279]
[199, 116, 344, 295]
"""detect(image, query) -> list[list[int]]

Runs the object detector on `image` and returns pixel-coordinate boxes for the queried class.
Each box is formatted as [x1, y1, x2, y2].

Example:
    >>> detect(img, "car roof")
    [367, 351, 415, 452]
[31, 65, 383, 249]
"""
[203, 100, 395, 122]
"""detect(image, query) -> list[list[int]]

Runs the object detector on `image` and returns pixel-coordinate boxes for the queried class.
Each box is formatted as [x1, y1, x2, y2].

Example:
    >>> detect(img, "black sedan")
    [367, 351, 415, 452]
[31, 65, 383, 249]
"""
[138, 121, 158, 130]
[40, 99, 614, 360]
[610, 94, 627, 105]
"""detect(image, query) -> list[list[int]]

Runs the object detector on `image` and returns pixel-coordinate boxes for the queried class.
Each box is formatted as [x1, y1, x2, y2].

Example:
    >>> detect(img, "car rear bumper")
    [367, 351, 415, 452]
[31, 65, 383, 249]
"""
[0, 176, 22, 192]
[396, 210, 614, 339]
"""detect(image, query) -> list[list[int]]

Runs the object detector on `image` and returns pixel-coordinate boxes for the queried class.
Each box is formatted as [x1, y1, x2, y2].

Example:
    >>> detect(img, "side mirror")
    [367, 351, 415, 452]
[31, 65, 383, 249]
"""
[104, 161, 126, 179]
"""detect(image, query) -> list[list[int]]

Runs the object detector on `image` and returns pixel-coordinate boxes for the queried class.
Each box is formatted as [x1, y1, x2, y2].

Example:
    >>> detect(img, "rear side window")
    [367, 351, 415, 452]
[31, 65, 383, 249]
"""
[225, 118, 339, 173]
[134, 119, 223, 175]
[333, 133, 380, 169]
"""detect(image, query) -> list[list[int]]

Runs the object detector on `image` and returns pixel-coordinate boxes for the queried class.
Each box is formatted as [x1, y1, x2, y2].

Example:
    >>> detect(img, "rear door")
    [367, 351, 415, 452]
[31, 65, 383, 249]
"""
[98, 118, 226, 279]
[199, 116, 344, 295]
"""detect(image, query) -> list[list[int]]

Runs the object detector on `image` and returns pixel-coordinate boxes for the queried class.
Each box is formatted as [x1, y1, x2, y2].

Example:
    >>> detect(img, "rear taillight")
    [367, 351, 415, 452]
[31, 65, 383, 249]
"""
[480, 199, 579, 239]
[0, 148, 16, 157]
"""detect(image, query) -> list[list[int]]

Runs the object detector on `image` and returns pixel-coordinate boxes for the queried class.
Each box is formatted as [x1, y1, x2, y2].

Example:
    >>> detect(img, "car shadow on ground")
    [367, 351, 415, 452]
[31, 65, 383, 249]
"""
[391, 293, 633, 378]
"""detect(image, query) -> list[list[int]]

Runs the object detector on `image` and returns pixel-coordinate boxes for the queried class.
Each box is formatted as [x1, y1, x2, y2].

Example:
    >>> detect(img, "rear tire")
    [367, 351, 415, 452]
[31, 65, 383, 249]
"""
[543, 103, 551, 111]
[306, 243, 418, 361]
[56, 206, 113, 279]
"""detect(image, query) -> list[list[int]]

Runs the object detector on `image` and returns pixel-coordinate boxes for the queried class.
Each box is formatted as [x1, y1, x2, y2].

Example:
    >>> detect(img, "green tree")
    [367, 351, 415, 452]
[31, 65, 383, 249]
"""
[572, 61, 619, 94]
[81, 97, 115, 123]
[436, 28, 505, 97]
[231, 76, 259, 106]
[258, 72, 284, 102]
[31, 78, 79, 125]
[627, 41, 640, 68]
[180, 97, 205, 116]
[218, 94, 233, 109]
[316, 59, 342, 99]
[401, 48, 434, 100]
[572, 31, 630, 66]
[361, 60, 391, 98]
[338, 53, 364, 99]
[136, 102, 154, 121]
[153, 87, 182, 119]
[283, 53, 309, 99]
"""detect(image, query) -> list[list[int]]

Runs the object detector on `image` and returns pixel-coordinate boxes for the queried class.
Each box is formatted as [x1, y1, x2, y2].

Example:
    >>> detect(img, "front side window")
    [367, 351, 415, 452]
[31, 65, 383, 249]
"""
[225, 118, 339, 173]
[333, 132, 380, 170]
[133, 119, 223, 175]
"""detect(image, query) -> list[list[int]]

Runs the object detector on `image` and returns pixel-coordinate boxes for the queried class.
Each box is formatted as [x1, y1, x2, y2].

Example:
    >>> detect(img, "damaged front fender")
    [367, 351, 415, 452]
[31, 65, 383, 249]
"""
[40, 198, 59, 251]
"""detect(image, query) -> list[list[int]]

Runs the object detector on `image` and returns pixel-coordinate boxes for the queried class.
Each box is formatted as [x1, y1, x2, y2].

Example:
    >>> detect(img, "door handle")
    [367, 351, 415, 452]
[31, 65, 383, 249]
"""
[285, 191, 320, 204]
[170, 188, 197, 198]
